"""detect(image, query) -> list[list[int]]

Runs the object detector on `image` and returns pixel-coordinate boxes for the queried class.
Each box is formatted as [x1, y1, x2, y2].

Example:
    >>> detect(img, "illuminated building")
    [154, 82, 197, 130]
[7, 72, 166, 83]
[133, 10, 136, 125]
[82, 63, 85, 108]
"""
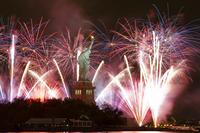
[70, 81, 95, 104]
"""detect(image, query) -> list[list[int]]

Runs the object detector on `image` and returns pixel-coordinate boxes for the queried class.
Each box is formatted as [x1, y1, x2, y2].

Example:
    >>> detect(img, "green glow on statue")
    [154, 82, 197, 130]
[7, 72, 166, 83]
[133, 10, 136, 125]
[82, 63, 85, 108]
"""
[78, 36, 94, 81]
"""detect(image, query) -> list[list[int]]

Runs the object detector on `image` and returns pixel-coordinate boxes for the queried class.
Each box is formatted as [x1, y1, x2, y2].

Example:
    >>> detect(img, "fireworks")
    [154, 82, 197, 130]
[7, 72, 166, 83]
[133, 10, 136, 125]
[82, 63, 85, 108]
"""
[53, 59, 70, 97]
[0, 20, 103, 101]
[96, 32, 188, 127]
[95, 12, 199, 127]
[92, 60, 104, 84]
[110, 13, 200, 69]
[0, 9, 199, 128]
[18, 18, 55, 71]
[9, 35, 16, 101]
[52, 29, 91, 80]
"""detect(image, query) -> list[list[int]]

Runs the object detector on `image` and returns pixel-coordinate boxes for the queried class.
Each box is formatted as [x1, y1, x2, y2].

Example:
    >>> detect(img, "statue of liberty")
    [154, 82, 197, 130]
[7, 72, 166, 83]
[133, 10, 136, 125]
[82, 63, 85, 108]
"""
[78, 36, 94, 81]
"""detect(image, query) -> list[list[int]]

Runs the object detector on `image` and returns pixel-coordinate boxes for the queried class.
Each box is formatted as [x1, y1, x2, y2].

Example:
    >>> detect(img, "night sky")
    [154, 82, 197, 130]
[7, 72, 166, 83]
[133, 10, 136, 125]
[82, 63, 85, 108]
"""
[1, 0, 200, 121]
[1, 0, 200, 31]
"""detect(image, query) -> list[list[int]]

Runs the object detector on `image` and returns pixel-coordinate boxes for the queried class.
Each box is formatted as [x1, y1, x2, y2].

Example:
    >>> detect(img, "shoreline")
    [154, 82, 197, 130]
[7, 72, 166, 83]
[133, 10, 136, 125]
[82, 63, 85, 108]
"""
[0, 126, 198, 132]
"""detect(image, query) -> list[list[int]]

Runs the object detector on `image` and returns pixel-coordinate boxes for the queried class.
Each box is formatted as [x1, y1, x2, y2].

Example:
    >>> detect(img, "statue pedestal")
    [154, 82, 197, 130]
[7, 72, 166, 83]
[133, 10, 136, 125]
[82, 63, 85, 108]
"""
[70, 81, 95, 104]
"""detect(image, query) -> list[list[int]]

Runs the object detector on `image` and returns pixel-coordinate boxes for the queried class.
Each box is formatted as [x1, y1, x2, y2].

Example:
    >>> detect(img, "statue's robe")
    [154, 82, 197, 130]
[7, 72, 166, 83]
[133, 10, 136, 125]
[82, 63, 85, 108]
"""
[78, 40, 93, 81]
[78, 48, 91, 80]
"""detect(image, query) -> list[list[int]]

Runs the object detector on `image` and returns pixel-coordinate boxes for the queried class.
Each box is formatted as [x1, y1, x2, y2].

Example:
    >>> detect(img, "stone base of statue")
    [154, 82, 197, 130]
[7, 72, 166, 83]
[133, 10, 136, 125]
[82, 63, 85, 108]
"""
[70, 80, 95, 104]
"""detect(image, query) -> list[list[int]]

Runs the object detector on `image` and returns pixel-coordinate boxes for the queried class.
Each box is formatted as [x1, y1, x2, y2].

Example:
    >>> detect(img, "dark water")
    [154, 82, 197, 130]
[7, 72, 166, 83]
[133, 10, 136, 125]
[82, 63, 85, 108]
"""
[105, 132, 189, 133]
[17, 131, 189, 133]
[106, 131, 186, 133]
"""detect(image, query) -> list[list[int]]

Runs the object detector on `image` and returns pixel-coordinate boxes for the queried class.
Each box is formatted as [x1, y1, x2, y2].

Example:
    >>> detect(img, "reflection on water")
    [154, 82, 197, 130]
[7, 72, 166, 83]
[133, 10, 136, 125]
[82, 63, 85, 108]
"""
[18, 131, 191, 133]
[101, 131, 183, 133]
[109, 131, 178, 133]
[109, 132, 185, 133]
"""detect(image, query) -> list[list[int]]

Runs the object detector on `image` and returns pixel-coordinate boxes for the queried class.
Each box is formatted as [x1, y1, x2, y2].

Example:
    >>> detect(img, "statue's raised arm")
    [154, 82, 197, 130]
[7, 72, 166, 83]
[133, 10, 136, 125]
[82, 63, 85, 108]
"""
[88, 35, 94, 50]
[78, 36, 94, 81]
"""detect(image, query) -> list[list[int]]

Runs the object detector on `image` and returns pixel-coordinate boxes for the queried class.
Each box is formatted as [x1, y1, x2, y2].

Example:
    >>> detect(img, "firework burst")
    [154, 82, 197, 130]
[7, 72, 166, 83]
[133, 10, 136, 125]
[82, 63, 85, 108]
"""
[17, 18, 55, 71]
[110, 11, 200, 69]
[52, 28, 102, 81]
[96, 32, 187, 127]
[96, 11, 199, 126]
